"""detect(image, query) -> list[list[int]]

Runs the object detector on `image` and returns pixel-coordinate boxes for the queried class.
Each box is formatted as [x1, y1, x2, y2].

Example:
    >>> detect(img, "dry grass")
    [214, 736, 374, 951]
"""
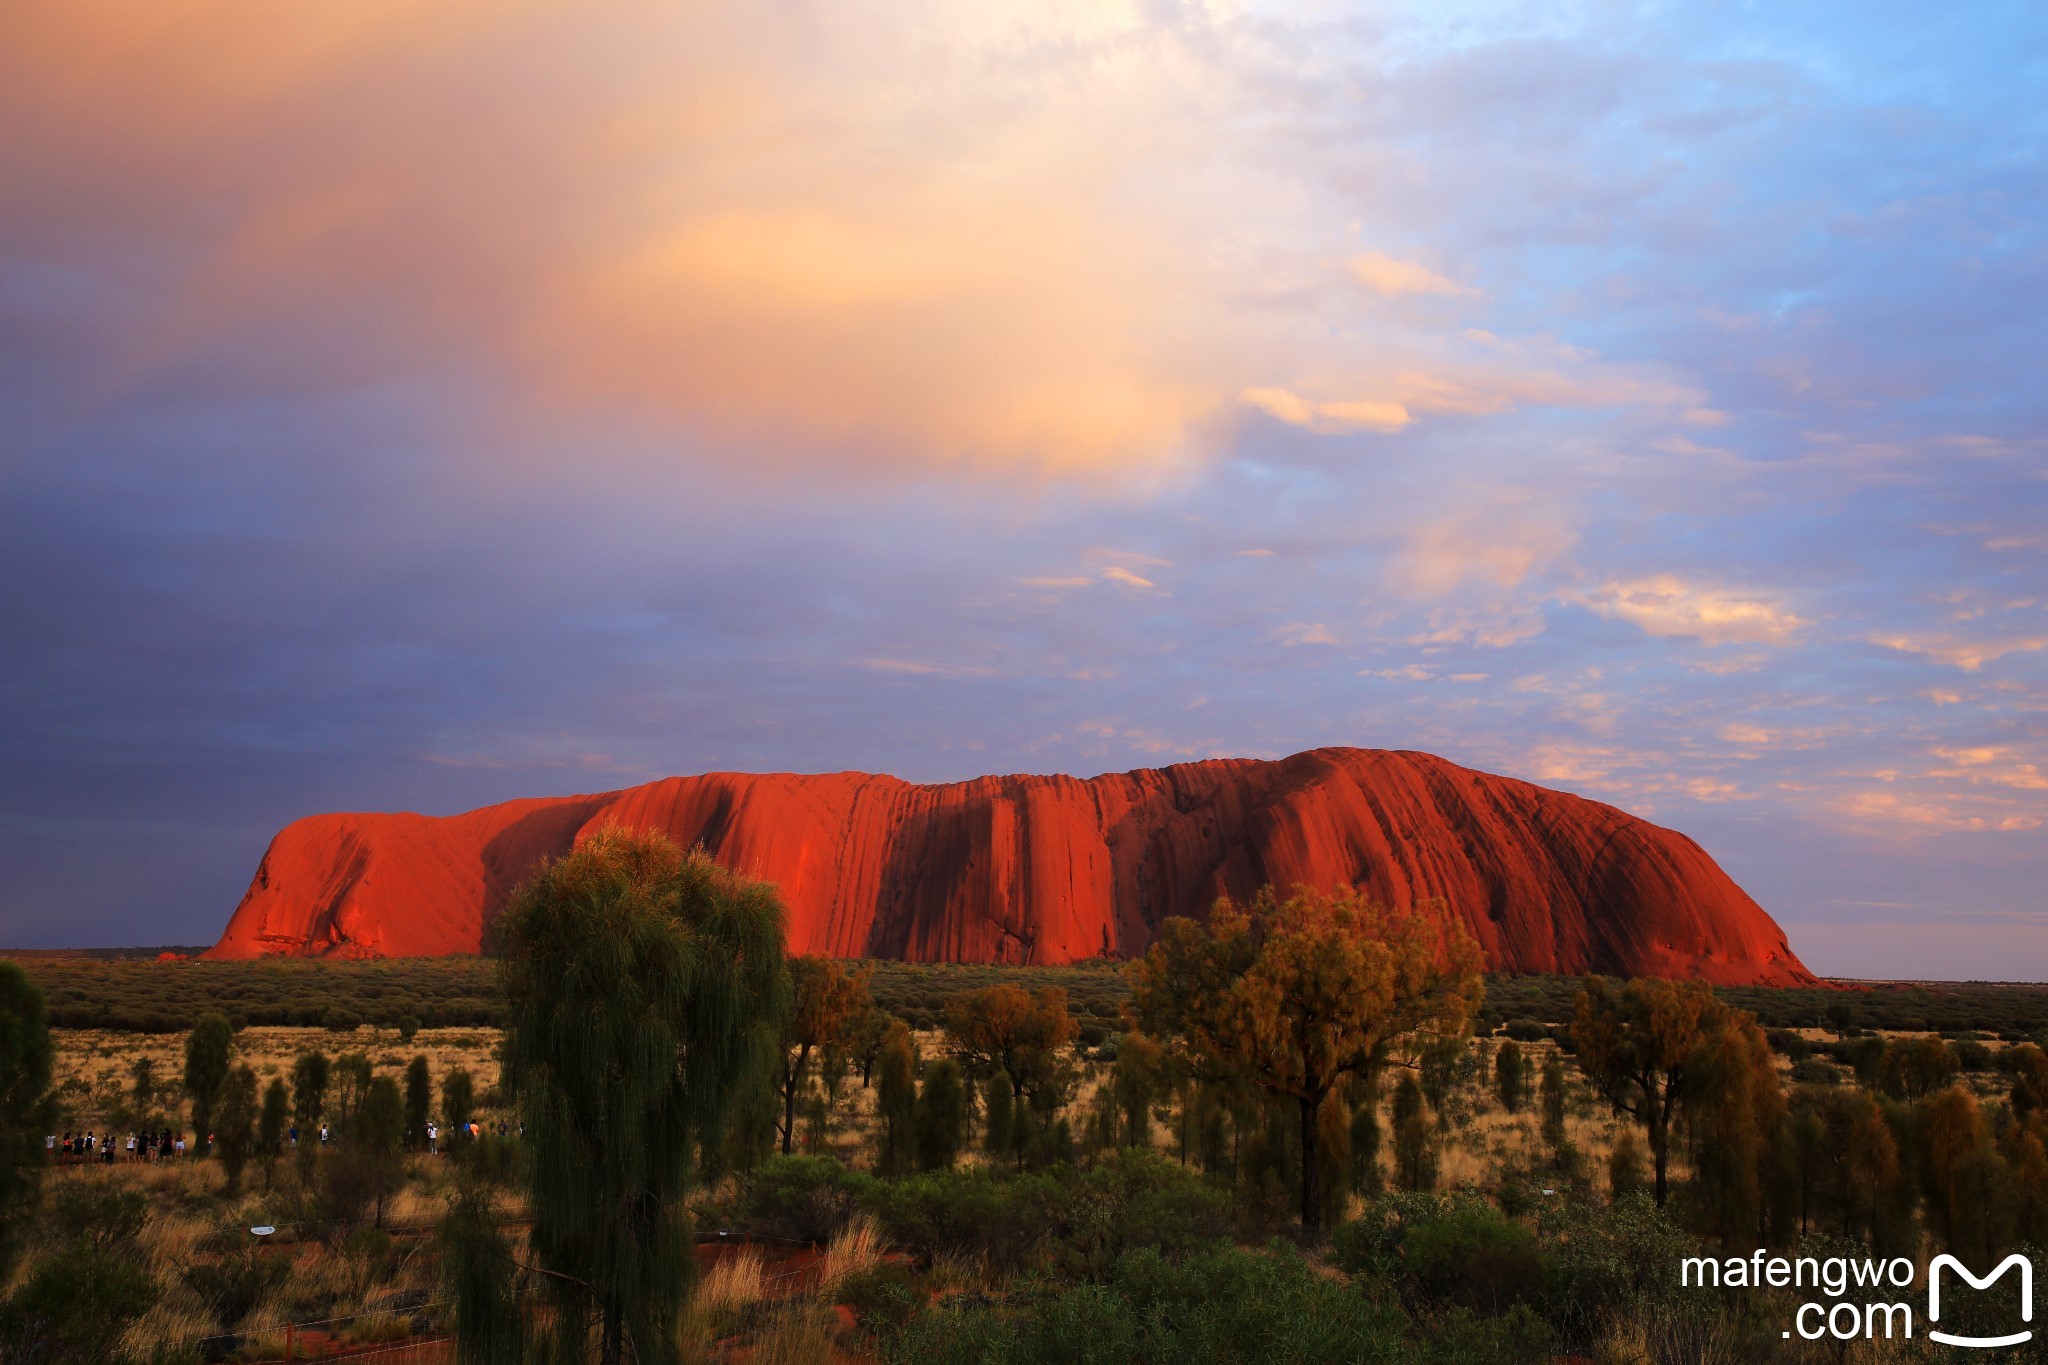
[815, 1215, 885, 1298]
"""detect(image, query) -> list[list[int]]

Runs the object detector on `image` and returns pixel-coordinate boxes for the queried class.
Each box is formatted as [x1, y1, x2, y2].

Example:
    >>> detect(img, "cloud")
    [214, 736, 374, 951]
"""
[1573, 577, 1806, 646]
[1241, 387, 1411, 435]
[1868, 634, 2047, 671]
[1350, 252, 1475, 299]
[1277, 622, 1338, 646]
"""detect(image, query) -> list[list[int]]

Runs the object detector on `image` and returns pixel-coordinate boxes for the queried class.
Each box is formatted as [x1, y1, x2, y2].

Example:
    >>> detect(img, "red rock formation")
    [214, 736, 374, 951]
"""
[204, 747, 1814, 985]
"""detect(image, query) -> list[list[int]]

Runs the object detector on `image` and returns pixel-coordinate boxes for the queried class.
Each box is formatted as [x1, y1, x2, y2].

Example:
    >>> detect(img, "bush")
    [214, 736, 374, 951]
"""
[1399, 1203, 1544, 1315]
[836, 1260, 922, 1332]
[1789, 1057, 1841, 1086]
[882, 1242, 1410, 1364]
[741, 1155, 878, 1244]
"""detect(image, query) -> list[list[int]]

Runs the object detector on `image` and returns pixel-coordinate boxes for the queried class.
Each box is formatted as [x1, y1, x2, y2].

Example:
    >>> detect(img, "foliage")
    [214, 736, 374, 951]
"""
[876, 1021, 919, 1177]
[881, 1241, 1412, 1364]
[916, 1056, 968, 1171]
[404, 1054, 432, 1149]
[444, 1065, 477, 1136]
[777, 956, 873, 1154]
[493, 828, 789, 1365]
[291, 1049, 331, 1130]
[182, 1010, 234, 1156]
[1129, 886, 1483, 1232]
[213, 1062, 259, 1193]
[0, 1237, 158, 1364]
[1571, 978, 1724, 1205]
[1491, 1039, 1525, 1114]
[0, 962, 53, 1283]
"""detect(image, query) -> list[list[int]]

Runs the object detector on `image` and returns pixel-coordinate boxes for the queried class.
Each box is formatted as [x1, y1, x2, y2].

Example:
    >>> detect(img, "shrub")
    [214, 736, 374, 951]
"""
[1399, 1202, 1544, 1315]
[836, 1259, 922, 1332]
[741, 1155, 877, 1244]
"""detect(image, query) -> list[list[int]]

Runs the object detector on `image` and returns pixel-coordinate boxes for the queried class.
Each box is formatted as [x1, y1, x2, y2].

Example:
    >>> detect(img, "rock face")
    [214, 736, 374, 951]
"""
[204, 747, 1813, 985]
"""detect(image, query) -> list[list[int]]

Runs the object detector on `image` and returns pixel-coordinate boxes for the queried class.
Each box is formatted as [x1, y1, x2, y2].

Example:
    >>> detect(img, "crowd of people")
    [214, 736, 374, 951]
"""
[48, 1129, 186, 1164]
[45, 1120, 520, 1165]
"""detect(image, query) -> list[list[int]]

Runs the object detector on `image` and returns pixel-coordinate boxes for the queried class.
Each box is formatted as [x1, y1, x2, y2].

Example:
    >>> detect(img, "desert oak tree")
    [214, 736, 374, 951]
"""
[1129, 886, 1483, 1234]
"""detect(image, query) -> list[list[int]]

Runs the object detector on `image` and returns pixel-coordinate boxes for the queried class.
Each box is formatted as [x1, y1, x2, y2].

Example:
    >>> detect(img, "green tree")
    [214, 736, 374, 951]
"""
[1391, 1073, 1436, 1191]
[916, 1057, 968, 1170]
[1540, 1052, 1567, 1154]
[258, 1077, 290, 1187]
[1129, 886, 1483, 1234]
[443, 1066, 477, 1140]
[291, 1050, 332, 1131]
[214, 1063, 259, 1194]
[1877, 1035, 1958, 1102]
[129, 1055, 157, 1117]
[1348, 1074, 1383, 1195]
[1111, 1032, 1167, 1147]
[776, 956, 871, 1155]
[0, 962, 54, 1283]
[183, 1011, 235, 1158]
[1493, 1039, 1527, 1114]
[1572, 978, 1722, 1205]
[876, 1021, 919, 1177]
[405, 1055, 433, 1150]
[983, 1072, 1014, 1156]
[357, 1075, 407, 1226]
[333, 1052, 374, 1133]
[490, 827, 787, 1365]
[2007, 1042, 2048, 1121]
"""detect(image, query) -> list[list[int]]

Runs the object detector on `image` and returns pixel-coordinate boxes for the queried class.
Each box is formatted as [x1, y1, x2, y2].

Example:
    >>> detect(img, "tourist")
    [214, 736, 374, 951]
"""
[426, 1121, 437, 1155]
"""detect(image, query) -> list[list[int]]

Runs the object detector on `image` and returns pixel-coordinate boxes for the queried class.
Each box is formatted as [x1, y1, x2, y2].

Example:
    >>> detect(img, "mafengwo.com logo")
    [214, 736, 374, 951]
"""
[1681, 1249, 2034, 1347]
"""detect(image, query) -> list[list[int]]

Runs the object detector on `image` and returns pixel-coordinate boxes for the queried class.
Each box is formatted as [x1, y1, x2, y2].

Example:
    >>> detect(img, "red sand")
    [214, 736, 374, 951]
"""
[204, 747, 1813, 985]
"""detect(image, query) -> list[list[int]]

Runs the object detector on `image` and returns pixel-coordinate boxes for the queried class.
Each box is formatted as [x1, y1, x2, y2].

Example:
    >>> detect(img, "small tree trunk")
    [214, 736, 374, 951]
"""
[780, 1045, 810, 1157]
[1299, 1092, 1322, 1235]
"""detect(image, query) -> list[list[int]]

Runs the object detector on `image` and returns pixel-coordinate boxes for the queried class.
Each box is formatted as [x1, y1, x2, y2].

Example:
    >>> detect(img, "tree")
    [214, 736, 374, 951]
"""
[491, 827, 787, 1365]
[876, 1021, 919, 1176]
[1876, 1035, 1957, 1102]
[405, 1056, 433, 1150]
[443, 1066, 476, 1141]
[0, 962, 54, 1283]
[1539, 1052, 1568, 1154]
[333, 1052, 374, 1133]
[983, 1073, 1014, 1156]
[1493, 1039, 1527, 1114]
[1391, 1073, 1436, 1191]
[398, 1016, 422, 1045]
[214, 1064, 259, 1194]
[258, 1078, 290, 1187]
[1112, 1033, 1167, 1148]
[944, 984, 1079, 1108]
[848, 1006, 893, 1088]
[129, 1056, 157, 1116]
[1572, 977, 1725, 1206]
[776, 957, 872, 1155]
[1684, 1011, 1787, 1244]
[2008, 1042, 2048, 1122]
[183, 1011, 235, 1157]
[292, 1050, 332, 1131]
[917, 1058, 967, 1170]
[1129, 886, 1484, 1234]
[356, 1075, 407, 1226]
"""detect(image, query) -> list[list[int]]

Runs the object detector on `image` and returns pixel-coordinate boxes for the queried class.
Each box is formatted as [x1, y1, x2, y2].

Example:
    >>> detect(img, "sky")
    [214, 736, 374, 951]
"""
[2, 0, 2044, 979]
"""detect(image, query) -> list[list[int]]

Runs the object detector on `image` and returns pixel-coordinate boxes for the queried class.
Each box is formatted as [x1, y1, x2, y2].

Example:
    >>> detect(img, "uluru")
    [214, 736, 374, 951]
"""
[205, 747, 1813, 985]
